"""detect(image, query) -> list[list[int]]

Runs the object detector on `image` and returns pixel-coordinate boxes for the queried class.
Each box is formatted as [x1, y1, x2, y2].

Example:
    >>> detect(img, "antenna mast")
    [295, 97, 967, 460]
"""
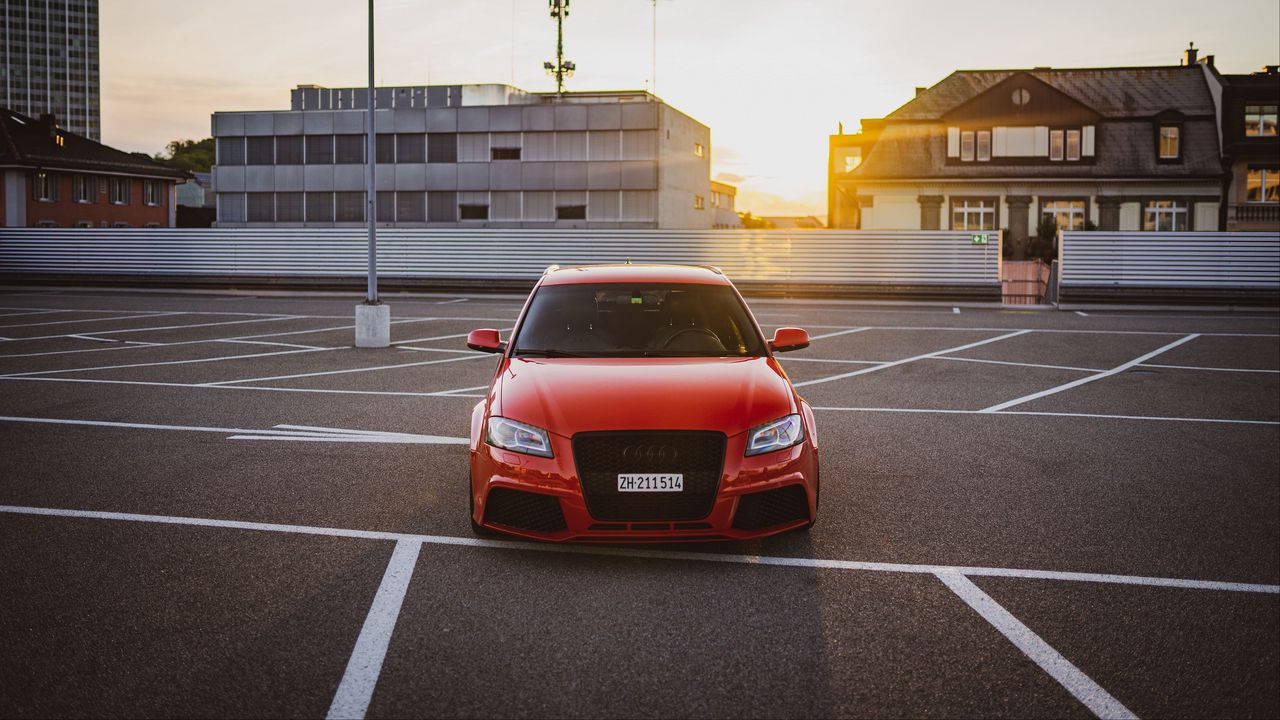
[543, 0, 575, 94]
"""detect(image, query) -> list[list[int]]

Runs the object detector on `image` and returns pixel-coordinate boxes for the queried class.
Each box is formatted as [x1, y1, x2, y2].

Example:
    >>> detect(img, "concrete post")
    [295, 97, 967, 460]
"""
[918, 195, 944, 231]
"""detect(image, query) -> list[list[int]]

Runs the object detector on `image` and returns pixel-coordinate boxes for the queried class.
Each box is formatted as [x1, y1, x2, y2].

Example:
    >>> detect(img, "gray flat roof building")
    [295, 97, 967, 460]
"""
[211, 84, 715, 229]
[1, 0, 101, 141]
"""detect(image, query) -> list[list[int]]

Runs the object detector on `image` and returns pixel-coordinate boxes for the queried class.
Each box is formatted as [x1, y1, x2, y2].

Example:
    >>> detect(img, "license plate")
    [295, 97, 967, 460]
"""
[617, 473, 684, 492]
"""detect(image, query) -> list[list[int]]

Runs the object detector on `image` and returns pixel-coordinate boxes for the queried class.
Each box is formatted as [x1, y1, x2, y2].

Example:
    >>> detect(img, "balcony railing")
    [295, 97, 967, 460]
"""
[1228, 203, 1280, 225]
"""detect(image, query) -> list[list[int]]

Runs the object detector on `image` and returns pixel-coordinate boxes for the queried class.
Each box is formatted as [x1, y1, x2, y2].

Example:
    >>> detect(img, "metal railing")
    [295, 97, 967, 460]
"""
[1227, 204, 1280, 225]
[1056, 231, 1280, 303]
[0, 228, 1002, 291]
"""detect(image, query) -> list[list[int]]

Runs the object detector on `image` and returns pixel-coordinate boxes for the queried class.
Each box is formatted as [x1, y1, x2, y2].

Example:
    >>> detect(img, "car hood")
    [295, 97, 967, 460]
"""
[494, 356, 796, 437]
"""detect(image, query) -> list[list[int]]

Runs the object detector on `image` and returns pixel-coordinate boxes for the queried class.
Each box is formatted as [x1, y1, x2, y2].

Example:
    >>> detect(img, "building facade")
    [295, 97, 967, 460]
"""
[211, 84, 715, 229]
[1218, 66, 1279, 231]
[829, 52, 1227, 256]
[0, 108, 187, 227]
[1, 0, 100, 141]
[710, 180, 740, 228]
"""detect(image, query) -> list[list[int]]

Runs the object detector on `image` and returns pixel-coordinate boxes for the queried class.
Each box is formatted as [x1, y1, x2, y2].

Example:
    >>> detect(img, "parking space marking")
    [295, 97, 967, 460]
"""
[0, 311, 183, 331]
[0, 347, 338, 378]
[0, 415, 469, 444]
[807, 327, 870, 341]
[327, 539, 422, 720]
[793, 329, 1033, 387]
[0, 375, 487, 399]
[435, 298, 468, 305]
[8, 315, 303, 343]
[396, 346, 484, 355]
[981, 334, 1201, 413]
[201, 352, 491, 386]
[770, 324, 1278, 338]
[392, 327, 514, 346]
[1076, 311, 1090, 317]
[432, 384, 490, 396]
[812, 406, 1280, 426]
[215, 339, 333, 350]
[1139, 363, 1280, 374]
[779, 357, 884, 365]
[929, 356, 1104, 373]
[0, 309, 71, 318]
[936, 571, 1136, 720]
[3, 504, 1276, 595]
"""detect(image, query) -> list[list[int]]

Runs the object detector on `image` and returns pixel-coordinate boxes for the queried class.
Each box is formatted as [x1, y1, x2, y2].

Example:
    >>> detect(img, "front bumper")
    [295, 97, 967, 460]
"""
[469, 431, 819, 542]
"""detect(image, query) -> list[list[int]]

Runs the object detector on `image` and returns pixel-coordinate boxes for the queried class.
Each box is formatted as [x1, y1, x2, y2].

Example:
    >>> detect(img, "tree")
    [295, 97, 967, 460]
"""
[153, 138, 215, 173]
[738, 211, 775, 229]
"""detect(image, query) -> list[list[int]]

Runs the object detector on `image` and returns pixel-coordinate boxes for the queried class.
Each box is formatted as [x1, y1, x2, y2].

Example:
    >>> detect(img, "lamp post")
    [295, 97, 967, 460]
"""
[355, 0, 390, 347]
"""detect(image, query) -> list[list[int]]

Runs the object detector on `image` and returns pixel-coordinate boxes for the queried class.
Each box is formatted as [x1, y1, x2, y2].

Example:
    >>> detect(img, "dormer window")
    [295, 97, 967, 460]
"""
[1158, 125, 1180, 160]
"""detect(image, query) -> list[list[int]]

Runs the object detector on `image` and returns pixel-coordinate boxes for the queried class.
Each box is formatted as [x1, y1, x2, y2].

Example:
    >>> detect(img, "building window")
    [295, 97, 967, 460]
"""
[376, 134, 396, 164]
[218, 137, 245, 165]
[305, 135, 334, 164]
[1142, 200, 1187, 231]
[33, 172, 57, 201]
[246, 136, 274, 165]
[335, 135, 365, 164]
[376, 191, 396, 222]
[276, 136, 304, 165]
[835, 147, 861, 173]
[1066, 130, 1081, 161]
[335, 192, 365, 221]
[143, 180, 163, 206]
[109, 177, 130, 205]
[694, 195, 705, 210]
[306, 192, 334, 222]
[73, 174, 94, 203]
[1049, 130, 1064, 161]
[976, 131, 991, 161]
[556, 204, 587, 220]
[1158, 126, 1180, 159]
[491, 146, 521, 160]
[428, 133, 458, 163]
[396, 192, 426, 222]
[694, 143, 704, 158]
[396, 134, 426, 163]
[276, 192, 304, 222]
[951, 198, 996, 231]
[428, 192, 457, 222]
[247, 192, 274, 221]
[1041, 199, 1087, 231]
[1245, 105, 1278, 137]
[1246, 168, 1280, 203]
[960, 131, 974, 161]
[459, 203, 489, 220]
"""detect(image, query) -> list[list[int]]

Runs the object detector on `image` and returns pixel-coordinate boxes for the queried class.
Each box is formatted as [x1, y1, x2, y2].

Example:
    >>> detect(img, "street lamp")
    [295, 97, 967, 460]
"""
[355, 0, 390, 347]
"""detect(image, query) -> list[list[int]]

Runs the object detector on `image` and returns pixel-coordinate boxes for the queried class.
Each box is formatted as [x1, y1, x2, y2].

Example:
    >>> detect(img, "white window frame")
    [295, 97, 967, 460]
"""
[1066, 130, 1081, 161]
[1049, 130, 1064, 161]
[1246, 168, 1280, 204]
[143, 180, 163, 207]
[694, 195, 705, 210]
[1142, 200, 1187, 232]
[1244, 105, 1278, 137]
[1158, 126, 1180, 159]
[109, 177, 130, 205]
[960, 131, 974, 161]
[951, 199, 996, 231]
[976, 131, 991, 161]
[73, 174, 94, 203]
[1041, 199, 1086, 231]
[33, 172, 56, 201]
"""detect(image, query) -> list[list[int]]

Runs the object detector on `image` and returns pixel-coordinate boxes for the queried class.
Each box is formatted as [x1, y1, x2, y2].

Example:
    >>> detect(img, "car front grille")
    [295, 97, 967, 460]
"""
[573, 430, 726, 521]
[731, 484, 810, 531]
[483, 487, 568, 533]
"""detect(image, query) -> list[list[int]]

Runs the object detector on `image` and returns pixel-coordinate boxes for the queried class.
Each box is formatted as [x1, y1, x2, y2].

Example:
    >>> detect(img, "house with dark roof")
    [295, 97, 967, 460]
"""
[829, 48, 1228, 258]
[1216, 65, 1279, 231]
[1, 108, 188, 228]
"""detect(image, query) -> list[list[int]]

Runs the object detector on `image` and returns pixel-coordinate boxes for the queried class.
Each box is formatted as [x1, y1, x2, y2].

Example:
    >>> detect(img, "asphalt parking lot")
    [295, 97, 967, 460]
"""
[0, 287, 1277, 719]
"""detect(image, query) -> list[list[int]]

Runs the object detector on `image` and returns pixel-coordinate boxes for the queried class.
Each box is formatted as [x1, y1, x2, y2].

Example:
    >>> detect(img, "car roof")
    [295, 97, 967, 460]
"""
[539, 264, 732, 286]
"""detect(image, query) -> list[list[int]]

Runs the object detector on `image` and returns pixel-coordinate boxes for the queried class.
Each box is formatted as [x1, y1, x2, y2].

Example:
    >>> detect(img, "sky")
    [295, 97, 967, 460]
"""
[100, 0, 1279, 217]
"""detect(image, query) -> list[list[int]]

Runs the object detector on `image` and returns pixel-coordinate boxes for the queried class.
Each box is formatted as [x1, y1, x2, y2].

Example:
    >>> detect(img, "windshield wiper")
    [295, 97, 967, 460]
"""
[513, 348, 589, 358]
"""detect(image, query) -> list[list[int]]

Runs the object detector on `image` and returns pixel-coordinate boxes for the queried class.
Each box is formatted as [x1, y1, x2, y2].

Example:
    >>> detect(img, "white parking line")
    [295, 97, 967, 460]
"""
[980, 334, 1201, 413]
[779, 357, 884, 365]
[392, 327, 513, 346]
[0, 375, 488, 399]
[0, 311, 182, 331]
[807, 327, 870, 341]
[793, 330, 1033, 388]
[936, 571, 1136, 720]
[435, 298, 468, 305]
[811, 406, 1280, 426]
[929, 356, 1104, 373]
[202, 352, 491, 386]
[8, 315, 302, 343]
[327, 539, 423, 720]
[433, 384, 490, 396]
[0, 347, 338, 378]
[1139, 363, 1280, 374]
[215, 339, 332, 350]
[1076, 311, 1089, 317]
[0, 416, 469, 444]
[0, 309, 70, 318]
[396, 346, 485, 355]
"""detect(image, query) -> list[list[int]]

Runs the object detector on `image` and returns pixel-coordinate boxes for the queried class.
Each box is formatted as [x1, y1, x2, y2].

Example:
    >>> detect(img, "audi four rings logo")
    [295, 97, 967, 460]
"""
[622, 445, 678, 464]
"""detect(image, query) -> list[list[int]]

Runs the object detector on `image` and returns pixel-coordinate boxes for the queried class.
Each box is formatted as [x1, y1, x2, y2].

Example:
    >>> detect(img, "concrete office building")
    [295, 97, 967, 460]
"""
[1, 0, 100, 141]
[210, 84, 715, 229]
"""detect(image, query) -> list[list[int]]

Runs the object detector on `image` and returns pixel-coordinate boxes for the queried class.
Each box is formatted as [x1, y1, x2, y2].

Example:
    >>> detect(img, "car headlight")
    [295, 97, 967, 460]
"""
[486, 416, 554, 458]
[745, 414, 805, 456]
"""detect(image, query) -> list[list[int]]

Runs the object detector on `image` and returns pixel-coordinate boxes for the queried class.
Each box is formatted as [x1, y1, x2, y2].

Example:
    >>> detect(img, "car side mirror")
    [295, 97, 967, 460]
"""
[768, 327, 810, 353]
[467, 328, 507, 353]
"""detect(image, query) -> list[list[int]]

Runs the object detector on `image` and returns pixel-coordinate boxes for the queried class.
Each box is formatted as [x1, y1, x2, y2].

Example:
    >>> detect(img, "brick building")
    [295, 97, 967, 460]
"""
[1, 108, 188, 228]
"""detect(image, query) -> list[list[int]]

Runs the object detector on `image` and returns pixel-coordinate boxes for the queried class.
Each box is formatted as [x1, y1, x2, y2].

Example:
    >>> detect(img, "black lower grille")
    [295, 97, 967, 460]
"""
[483, 488, 568, 533]
[573, 431, 726, 521]
[732, 485, 810, 531]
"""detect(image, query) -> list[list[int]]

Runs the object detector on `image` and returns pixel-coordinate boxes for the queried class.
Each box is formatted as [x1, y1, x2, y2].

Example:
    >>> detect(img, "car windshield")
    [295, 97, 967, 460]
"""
[511, 283, 766, 358]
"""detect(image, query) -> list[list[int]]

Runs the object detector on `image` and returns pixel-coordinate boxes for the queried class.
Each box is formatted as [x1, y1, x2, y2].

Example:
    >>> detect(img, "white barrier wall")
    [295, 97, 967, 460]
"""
[0, 228, 1002, 287]
[1059, 231, 1280, 289]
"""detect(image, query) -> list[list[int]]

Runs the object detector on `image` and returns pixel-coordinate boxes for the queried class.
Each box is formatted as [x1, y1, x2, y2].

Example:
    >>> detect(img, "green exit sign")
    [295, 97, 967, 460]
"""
[971, 234, 989, 245]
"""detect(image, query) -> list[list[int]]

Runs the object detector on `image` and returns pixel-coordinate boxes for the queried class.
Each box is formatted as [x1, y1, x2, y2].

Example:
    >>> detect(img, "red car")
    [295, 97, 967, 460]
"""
[466, 264, 819, 542]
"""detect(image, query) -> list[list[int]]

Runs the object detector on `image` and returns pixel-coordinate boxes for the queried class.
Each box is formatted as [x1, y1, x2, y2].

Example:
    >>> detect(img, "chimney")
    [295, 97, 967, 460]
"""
[914, 87, 927, 97]
[1184, 42, 1197, 66]
[1199, 54, 1215, 69]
